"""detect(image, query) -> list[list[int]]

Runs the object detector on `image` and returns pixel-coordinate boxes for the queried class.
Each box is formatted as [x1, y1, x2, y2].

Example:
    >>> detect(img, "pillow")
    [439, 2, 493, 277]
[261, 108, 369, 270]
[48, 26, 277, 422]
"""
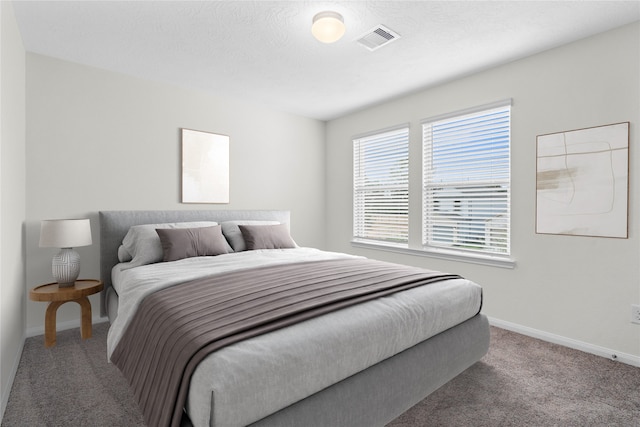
[238, 224, 297, 250]
[221, 220, 280, 252]
[156, 225, 231, 262]
[117, 245, 132, 262]
[121, 221, 220, 268]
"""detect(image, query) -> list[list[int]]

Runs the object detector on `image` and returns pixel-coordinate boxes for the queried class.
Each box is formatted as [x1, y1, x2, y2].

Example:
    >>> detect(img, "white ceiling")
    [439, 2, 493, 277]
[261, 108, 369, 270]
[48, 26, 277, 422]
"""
[12, 1, 640, 121]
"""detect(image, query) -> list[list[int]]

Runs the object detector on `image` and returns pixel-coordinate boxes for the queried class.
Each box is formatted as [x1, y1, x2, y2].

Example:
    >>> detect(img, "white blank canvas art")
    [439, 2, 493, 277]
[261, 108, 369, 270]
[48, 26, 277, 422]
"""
[182, 128, 230, 203]
[536, 122, 629, 238]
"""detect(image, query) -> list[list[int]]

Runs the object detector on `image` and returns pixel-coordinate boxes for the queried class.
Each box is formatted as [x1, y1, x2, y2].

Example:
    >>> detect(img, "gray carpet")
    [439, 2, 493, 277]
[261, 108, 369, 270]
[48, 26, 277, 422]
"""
[2, 323, 639, 426]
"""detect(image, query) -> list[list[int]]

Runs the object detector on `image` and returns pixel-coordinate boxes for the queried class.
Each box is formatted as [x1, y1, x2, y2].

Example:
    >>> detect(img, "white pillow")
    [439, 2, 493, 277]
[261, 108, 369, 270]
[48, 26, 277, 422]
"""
[117, 245, 132, 262]
[121, 221, 221, 268]
[221, 220, 281, 252]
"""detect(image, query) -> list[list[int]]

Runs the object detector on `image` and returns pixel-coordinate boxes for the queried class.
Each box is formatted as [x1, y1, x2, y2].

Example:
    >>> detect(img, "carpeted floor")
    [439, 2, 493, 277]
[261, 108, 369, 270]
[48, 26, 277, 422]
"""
[2, 322, 145, 427]
[2, 323, 639, 426]
[388, 328, 640, 427]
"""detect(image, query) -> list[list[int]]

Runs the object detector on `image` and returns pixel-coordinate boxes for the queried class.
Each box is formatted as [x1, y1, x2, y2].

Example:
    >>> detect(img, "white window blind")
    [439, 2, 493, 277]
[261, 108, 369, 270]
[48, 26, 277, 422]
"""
[354, 126, 409, 244]
[422, 103, 511, 255]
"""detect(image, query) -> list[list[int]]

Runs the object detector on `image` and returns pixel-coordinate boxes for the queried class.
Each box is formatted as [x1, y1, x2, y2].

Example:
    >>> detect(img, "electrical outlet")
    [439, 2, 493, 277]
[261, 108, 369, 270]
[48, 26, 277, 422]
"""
[632, 304, 640, 325]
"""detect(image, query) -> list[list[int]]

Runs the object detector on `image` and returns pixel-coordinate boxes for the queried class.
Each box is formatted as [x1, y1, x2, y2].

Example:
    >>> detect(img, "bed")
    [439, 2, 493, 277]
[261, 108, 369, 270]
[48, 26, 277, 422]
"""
[99, 209, 490, 427]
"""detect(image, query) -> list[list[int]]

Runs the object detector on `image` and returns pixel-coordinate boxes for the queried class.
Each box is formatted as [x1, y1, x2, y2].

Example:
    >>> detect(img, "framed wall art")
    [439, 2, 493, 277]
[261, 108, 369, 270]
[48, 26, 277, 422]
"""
[536, 122, 629, 238]
[181, 128, 230, 204]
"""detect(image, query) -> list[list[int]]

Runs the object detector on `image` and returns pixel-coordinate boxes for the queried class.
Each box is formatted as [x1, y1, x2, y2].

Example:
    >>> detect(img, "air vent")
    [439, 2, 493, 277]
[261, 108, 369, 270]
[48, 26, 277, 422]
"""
[356, 25, 400, 51]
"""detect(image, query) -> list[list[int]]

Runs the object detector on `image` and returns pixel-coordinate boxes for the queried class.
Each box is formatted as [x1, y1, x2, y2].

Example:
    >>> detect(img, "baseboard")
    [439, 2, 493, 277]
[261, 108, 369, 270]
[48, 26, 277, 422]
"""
[1, 332, 25, 423]
[25, 316, 109, 338]
[488, 317, 640, 368]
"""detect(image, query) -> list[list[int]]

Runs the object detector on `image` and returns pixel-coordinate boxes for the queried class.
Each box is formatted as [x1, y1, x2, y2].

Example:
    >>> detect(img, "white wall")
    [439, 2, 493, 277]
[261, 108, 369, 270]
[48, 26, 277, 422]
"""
[25, 54, 326, 332]
[0, 0, 26, 419]
[326, 23, 640, 360]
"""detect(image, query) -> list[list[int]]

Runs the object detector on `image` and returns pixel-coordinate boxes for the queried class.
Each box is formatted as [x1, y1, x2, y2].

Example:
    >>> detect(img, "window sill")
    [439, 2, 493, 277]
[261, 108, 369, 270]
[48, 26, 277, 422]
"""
[350, 239, 516, 269]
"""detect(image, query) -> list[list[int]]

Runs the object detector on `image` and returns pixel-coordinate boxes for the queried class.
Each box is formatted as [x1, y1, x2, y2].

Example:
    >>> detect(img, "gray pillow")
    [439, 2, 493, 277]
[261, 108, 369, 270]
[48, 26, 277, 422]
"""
[121, 221, 219, 268]
[238, 224, 297, 250]
[221, 220, 280, 251]
[156, 225, 232, 262]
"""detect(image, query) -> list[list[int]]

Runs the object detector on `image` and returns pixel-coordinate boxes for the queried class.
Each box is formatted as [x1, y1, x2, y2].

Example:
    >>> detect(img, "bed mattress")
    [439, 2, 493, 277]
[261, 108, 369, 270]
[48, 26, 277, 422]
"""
[108, 248, 482, 427]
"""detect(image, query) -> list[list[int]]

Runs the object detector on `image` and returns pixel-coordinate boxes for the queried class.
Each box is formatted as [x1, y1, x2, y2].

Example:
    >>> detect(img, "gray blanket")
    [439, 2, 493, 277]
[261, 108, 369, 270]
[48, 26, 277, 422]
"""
[111, 258, 461, 427]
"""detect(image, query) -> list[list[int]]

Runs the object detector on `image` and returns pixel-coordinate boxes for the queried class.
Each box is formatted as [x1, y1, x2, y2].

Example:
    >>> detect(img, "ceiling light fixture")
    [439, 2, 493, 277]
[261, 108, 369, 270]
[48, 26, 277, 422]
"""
[311, 11, 345, 43]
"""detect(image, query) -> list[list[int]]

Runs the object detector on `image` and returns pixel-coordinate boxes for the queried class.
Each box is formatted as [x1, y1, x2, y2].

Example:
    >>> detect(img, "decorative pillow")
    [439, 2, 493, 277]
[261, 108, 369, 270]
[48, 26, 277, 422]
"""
[121, 221, 220, 268]
[221, 220, 281, 252]
[117, 245, 132, 262]
[156, 225, 231, 262]
[238, 224, 297, 250]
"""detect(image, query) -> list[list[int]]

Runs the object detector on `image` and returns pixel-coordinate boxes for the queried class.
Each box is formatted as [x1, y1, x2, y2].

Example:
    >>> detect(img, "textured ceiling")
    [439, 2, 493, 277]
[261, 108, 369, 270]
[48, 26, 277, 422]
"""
[12, 1, 640, 121]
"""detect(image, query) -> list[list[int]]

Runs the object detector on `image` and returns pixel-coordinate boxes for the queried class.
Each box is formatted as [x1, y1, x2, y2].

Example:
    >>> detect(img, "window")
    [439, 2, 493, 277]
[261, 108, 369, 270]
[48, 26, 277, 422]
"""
[422, 101, 511, 256]
[353, 126, 409, 245]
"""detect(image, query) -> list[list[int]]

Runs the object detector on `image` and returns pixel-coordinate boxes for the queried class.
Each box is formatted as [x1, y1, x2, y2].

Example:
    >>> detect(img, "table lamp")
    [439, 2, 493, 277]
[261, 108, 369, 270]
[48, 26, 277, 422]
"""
[39, 219, 92, 287]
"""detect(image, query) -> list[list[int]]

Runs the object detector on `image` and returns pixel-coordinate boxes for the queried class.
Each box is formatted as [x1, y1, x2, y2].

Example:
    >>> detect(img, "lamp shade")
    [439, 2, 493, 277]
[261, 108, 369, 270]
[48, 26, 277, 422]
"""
[39, 219, 92, 248]
[312, 11, 345, 43]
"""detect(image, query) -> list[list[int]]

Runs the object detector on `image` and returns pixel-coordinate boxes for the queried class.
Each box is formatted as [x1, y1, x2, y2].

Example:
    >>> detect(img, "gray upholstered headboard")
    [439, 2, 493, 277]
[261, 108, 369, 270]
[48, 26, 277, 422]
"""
[98, 210, 290, 317]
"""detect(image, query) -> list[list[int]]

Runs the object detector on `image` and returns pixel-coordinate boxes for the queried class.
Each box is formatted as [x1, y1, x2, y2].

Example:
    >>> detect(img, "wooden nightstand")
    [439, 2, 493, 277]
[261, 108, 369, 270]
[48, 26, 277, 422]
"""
[29, 279, 104, 348]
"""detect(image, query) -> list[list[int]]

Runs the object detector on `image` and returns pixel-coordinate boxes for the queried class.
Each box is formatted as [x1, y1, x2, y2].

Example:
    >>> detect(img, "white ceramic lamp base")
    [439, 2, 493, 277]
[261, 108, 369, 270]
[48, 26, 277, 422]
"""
[52, 248, 81, 287]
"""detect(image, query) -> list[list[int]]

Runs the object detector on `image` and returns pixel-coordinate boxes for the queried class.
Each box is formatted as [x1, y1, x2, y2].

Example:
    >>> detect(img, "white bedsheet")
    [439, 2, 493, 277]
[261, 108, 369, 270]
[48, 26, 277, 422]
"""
[107, 248, 482, 427]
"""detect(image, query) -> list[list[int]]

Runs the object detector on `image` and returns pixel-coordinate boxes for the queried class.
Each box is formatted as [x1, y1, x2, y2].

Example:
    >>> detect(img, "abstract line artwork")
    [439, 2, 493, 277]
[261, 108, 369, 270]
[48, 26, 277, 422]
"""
[181, 128, 230, 204]
[536, 122, 629, 238]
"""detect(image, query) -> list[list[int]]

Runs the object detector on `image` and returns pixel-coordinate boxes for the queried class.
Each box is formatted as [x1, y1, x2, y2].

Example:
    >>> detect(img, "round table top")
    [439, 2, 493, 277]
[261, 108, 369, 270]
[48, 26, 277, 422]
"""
[29, 279, 104, 302]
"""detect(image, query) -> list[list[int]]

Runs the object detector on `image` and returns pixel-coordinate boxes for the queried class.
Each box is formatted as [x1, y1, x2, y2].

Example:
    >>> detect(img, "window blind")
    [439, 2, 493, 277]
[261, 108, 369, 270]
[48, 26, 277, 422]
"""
[354, 127, 409, 244]
[422, 104, 510, 255]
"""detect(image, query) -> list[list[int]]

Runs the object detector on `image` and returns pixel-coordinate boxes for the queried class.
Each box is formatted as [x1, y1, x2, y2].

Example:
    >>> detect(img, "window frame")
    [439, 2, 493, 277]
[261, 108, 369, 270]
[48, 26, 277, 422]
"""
[421, 99, 512, 260]
[352, 124, 410, 247]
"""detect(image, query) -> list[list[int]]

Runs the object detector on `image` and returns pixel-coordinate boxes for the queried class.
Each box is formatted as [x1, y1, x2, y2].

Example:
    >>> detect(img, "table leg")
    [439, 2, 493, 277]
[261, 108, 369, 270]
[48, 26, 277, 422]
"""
[44, 301, 65, 348]
[77, 297, 92, 339]
[44, 297, 93, 348]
